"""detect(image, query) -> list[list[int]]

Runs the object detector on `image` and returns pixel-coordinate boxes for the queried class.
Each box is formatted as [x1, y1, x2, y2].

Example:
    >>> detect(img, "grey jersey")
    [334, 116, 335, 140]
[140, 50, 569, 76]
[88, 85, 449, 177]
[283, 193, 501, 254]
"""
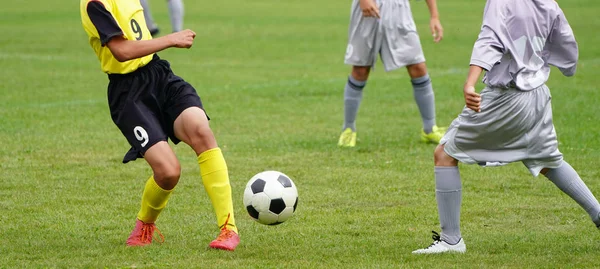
[470, 0, 578, 90]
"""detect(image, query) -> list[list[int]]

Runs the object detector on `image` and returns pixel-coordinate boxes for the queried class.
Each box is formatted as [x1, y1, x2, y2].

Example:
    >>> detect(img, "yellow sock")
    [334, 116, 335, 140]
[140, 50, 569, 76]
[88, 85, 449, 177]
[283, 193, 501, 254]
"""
[198, 148, 238, 233]
[137, 176, 173, 223]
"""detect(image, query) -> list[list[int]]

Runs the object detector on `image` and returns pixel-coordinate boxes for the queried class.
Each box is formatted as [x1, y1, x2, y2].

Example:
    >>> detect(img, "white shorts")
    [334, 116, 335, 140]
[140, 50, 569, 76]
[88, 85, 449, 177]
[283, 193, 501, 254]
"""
[441, 85, 563, 176]
[344, 0, 425, 71]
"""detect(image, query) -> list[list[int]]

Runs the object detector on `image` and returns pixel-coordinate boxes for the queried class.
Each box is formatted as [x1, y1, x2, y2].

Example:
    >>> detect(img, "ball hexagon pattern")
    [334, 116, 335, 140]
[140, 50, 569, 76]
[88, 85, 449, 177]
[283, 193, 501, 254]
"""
[243, 171, 298, 225]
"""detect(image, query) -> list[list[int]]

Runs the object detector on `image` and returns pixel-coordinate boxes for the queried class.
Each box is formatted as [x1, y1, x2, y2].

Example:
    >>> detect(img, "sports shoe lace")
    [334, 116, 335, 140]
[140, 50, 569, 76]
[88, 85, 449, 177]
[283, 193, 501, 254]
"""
[140, 223, 165, 244]
[215, 213, 234, 241]
[424, 231, 442, 249]
[340, 132, 351, 143]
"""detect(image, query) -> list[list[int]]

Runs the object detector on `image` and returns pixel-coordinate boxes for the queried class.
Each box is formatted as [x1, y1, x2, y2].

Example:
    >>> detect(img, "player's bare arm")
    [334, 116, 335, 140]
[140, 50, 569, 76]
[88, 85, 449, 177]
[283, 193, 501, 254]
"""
[359, 0, 380, 18]
[107, 30, 196, 62]
[463, 65, 482, 112]
[425, 0, 443, 42]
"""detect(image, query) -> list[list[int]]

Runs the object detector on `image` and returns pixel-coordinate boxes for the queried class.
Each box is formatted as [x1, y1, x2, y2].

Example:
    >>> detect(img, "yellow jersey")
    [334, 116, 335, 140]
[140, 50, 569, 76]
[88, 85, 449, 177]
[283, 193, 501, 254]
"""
[80, 0, 153, 74]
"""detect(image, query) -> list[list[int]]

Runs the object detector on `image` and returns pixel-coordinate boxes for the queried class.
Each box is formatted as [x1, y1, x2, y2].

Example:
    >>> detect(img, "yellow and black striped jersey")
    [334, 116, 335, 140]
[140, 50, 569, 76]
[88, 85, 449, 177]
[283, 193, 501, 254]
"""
[80, 0, 153, 74]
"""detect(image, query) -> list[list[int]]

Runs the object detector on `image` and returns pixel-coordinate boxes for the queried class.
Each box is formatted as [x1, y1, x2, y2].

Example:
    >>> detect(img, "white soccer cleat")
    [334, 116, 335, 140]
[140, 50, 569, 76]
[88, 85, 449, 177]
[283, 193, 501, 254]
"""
[412, 231, 466, 254]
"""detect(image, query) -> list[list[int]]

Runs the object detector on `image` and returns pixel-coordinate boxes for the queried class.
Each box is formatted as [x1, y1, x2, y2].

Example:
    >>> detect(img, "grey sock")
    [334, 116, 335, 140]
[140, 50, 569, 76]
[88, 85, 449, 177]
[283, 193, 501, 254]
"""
[435, 166, 462, 245]
[411, 74, 436, 133]
[168, 0, 184, 32]
[342, 76, 366, 132]
[544, 161, 600, 226]
[140, 0, 157, 29]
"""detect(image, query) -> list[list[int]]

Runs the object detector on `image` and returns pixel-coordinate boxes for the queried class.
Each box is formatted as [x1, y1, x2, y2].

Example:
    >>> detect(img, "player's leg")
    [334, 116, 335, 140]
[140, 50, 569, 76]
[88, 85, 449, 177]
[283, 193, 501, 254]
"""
[167, 0, 184, 32]
[412, 144, 466, 254]
[157, 62, 238, 245]
[340, 0, 379, 147]
[412, 87, 515, 254]
[339, 65, 370, 147]
[405, 62, 444, 143]
[172, 107, 239, 251]
[379, 0, 443, 143]
[127, 141, 181, 246]
[344, 65, 371, 133]
[521, 84, 600, 228]
[433, 145, 463, 245]
[140, 0, 160, 35]
[541, 163, 600, 227]
[407, 63, 438, 133]
[108, 68, 181, 246]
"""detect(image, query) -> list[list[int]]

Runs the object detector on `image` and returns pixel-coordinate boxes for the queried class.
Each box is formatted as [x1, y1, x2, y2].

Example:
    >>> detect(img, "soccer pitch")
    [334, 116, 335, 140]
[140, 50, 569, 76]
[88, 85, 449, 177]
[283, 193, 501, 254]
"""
[1, 0, 600, 267]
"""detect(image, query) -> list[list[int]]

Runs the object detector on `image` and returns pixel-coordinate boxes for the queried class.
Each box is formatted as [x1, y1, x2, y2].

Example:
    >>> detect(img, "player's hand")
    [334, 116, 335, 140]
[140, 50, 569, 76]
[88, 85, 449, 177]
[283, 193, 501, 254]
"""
[463, 86, 481, 112]
[430, 17, 443, 43]
[169, 29, 196, 48]
[359, 0, 380, 18]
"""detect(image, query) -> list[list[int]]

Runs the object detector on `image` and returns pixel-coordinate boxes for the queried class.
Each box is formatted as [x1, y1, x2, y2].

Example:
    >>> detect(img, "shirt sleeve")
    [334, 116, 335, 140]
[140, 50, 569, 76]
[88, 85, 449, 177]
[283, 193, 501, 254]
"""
[86, 1, 123, 46]
[546, 11, 578, 77]
[469, 0, 505, 71]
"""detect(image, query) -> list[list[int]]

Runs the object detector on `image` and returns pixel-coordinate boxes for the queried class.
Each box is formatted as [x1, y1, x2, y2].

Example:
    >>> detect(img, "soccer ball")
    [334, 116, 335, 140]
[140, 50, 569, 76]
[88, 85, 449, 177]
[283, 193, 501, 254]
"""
[243, 171, 298, 225]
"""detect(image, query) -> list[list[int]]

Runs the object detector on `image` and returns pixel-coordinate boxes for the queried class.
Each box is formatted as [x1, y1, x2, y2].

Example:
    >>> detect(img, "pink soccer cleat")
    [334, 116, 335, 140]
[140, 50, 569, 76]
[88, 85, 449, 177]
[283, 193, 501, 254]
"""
[209, 228, 240, 251]
[126, 219, 164, 246]
[208, 214, 239, 251]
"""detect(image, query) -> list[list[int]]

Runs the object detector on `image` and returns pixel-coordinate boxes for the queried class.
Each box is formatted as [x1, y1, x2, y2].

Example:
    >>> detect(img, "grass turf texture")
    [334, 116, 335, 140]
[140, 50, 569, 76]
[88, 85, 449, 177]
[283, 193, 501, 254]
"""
[1, 0, 600, 268]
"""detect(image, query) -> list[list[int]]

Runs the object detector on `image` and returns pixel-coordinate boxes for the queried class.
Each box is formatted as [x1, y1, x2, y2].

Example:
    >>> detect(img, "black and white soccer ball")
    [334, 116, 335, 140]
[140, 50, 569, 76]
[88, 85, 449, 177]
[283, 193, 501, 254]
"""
[243, 171, 298, 225]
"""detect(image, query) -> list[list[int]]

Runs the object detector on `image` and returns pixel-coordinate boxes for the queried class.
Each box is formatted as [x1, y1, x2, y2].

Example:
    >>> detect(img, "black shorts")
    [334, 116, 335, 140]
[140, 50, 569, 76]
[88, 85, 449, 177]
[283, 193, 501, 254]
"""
[107, 54, 206, 163]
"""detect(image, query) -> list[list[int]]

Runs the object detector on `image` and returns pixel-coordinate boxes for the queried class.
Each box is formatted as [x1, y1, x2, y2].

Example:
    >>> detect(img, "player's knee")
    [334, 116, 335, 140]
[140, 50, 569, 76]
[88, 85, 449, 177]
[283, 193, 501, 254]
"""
[187, 126, 217, 154]
[154, 162, 181, 190]
[434, 144, 457, 166]
[407, 63, 428, 79]
[433, 145, 445, 163]
[351, 66, 370, 81]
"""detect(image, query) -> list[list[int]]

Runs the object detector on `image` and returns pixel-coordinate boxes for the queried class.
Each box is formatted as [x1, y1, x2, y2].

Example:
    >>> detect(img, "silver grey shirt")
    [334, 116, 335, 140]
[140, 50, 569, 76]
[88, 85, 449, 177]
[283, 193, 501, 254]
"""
[470, 0, 578, 90]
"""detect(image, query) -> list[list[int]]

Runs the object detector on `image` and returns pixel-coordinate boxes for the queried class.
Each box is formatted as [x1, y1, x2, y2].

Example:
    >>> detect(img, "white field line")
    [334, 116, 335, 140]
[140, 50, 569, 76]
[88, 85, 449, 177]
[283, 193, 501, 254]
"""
[215, 67, 465, 91]
[2, 49, 599, 68]
[0, 52, 71, 61]
[6, 48, 599, 70]
[4, 67, 463, 109]
[579, 57, 600, 67]
[3, 50, 598, 71]
[3, 57, 598, 109]
[36, 99, 105, 108]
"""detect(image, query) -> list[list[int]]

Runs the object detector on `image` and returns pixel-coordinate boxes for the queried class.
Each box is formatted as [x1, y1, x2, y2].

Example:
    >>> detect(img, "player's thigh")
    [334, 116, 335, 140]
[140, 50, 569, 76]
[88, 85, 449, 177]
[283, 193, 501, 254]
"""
[344, 5, 379, 67]
[161, 72, 215, 151]
[379, 0, 425, 71]
[522, 156, 562, 177]
[380, 30, 425, 71]
[380, 34, 425, 72]
[446, 87, 546, 164]
[144, 141, 180, 173]
[108, 82, 169, 158]
[521, 86, 562, 176]
[173, 107, 217, 153]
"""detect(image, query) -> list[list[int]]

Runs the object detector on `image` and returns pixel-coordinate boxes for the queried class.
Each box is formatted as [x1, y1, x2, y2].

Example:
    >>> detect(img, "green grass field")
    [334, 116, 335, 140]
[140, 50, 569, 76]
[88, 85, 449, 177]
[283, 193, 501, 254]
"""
[1, 0, 600, 268]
